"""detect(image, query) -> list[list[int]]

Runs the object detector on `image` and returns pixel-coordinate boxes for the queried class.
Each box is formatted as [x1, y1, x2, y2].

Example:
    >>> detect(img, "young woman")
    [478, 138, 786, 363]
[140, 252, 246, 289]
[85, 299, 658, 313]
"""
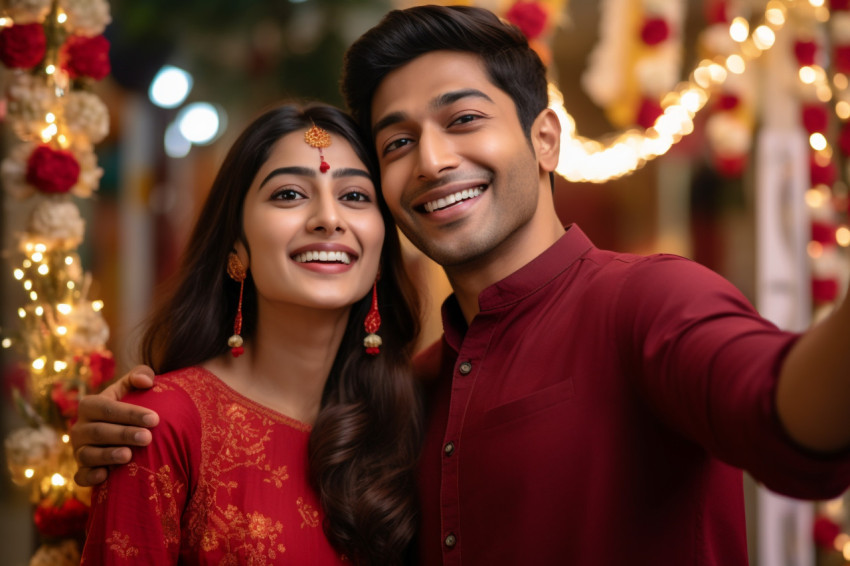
[81, 103, 421, 565]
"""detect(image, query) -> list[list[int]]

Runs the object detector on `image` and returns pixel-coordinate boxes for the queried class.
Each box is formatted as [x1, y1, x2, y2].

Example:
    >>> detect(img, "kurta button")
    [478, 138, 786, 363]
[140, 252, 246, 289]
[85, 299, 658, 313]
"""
[458, 361, 472, 375]
[445, 533, 457, 548]
[444, 441, 455, 456]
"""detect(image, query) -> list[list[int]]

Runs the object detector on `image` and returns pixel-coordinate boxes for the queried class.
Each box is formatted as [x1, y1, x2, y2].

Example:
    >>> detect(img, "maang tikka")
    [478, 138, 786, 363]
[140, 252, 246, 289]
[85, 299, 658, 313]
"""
[304, 123, 331, 173]
[226, 252, 247, 357]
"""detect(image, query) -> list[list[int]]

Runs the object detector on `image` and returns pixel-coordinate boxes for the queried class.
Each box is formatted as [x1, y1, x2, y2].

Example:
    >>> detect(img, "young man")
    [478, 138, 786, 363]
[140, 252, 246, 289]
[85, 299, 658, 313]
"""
[72, 6, 850, 565]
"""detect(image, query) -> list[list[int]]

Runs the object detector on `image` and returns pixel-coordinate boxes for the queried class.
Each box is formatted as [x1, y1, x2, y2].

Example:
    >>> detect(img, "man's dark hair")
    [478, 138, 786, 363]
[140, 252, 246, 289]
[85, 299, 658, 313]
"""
[342, 4, 549, 140]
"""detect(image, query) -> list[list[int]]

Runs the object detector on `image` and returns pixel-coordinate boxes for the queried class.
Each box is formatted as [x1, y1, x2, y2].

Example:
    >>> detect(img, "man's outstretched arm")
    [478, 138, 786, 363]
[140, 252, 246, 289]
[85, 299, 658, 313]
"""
[776, 295, 850, 453]
[70, 365, 160, 487]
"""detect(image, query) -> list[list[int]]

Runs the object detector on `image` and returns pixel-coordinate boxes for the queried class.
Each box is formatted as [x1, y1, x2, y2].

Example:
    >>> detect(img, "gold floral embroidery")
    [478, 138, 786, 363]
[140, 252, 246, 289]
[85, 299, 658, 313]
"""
[263, 465, 290, 488]
[106, 530, 139, 559]
[297, 496, 320, 528]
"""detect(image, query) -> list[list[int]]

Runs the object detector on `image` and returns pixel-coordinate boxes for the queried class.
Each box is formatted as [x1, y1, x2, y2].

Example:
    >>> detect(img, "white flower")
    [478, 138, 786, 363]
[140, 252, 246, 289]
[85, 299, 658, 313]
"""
[4, 425, 60, 470]
[2, 0, 52, 24]
[27, 196, 86, 249]
[65, 91, 110, 145]
[72, 145, 104, 197]
[706, 112, 752, 156]
[29, 540, 80, 566]
[59, 0, 112, 36]
[5, 73, 56, 142]
[1, 142, 36, 200]
[66, 301, 110, 352]
[634, 43, 681, 96]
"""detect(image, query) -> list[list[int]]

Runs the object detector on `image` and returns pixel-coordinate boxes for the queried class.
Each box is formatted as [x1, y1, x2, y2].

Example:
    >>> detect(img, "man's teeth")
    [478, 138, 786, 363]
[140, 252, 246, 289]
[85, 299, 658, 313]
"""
[423, 187, 483, 213]
[294, 251, 351, 264]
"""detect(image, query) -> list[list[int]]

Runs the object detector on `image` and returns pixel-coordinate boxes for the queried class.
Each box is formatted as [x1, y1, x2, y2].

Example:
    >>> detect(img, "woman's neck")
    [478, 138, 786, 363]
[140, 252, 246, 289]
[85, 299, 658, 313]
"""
[205, 301, 351, 425]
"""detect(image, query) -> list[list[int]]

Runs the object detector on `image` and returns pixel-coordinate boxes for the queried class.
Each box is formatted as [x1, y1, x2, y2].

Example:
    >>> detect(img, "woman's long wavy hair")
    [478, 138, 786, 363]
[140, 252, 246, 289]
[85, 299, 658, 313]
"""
[138, 102, 421, 565]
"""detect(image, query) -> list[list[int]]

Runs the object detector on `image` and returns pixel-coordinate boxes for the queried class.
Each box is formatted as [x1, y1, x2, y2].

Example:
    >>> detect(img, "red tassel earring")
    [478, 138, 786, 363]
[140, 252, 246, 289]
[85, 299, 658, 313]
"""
[226, 252, 247, 357]
[363, 280, 382, 355]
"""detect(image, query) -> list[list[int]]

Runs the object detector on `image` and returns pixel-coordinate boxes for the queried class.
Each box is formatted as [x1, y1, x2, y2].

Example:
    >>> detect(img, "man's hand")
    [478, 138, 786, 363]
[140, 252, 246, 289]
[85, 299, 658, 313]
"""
[70, 365, 160, 487]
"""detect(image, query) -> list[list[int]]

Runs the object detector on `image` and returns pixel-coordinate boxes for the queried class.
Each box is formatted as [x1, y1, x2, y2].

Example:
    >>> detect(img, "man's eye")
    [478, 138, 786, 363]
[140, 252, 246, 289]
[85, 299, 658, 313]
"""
[451, 114, 480, 126]
[384, 137, 412, 155]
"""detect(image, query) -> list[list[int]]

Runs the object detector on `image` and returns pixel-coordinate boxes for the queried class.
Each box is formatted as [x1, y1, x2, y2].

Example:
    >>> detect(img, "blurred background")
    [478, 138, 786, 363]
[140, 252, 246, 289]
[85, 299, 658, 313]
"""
[1, 0, 849, 564]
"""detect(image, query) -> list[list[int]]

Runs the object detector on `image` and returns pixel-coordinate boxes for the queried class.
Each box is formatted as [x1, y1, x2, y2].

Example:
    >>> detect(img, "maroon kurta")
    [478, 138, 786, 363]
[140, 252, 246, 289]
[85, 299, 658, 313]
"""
[83, 367, 346, 565]
[415, 224, 850, 565]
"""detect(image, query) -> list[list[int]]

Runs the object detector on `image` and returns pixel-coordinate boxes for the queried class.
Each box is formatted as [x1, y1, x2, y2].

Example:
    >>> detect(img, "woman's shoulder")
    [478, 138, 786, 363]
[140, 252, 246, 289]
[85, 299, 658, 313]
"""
[122, 366, 210, 417]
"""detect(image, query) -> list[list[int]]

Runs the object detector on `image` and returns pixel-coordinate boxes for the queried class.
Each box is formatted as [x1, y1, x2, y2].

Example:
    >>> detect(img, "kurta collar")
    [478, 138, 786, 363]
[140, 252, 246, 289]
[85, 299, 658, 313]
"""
[441, 224, 594, 349]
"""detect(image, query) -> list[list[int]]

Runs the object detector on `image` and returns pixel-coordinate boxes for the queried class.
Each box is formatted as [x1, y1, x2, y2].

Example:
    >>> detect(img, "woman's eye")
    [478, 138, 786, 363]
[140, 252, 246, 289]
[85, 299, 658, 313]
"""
[341, 191, 371, 202]
[271, 188, 303, 201]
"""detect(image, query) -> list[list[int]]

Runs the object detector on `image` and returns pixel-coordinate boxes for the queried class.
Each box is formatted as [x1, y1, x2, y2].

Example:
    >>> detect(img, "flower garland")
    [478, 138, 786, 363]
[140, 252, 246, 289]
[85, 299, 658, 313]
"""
[0, 0, 113, 563]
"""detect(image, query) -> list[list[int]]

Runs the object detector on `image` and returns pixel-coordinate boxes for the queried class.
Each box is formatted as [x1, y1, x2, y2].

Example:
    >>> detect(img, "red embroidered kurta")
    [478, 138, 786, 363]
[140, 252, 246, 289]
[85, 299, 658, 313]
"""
[82, 366, 346, 565]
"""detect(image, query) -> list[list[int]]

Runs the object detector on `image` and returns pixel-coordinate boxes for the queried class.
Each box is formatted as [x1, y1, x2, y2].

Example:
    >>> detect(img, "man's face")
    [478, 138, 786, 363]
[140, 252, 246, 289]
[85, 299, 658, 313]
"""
[371, 51, 543, 269]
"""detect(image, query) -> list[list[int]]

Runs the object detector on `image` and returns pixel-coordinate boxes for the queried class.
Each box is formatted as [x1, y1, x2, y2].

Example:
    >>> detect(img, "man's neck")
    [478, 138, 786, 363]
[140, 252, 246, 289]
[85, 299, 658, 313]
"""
[446, 214, 565, 323]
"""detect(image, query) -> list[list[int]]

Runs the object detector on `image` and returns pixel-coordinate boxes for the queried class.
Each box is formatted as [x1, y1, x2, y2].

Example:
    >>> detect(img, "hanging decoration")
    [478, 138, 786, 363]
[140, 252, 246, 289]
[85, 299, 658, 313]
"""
[0, 0, 114, 563]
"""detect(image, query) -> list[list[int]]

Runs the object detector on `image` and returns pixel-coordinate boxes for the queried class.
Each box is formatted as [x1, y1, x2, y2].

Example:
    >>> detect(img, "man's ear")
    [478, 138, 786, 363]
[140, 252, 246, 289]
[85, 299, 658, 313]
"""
[531, 108, 561, 174]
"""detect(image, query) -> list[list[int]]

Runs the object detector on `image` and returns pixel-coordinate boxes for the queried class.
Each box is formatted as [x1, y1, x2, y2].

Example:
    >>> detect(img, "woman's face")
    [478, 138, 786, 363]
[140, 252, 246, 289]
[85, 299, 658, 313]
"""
[236, 129, 384, 313]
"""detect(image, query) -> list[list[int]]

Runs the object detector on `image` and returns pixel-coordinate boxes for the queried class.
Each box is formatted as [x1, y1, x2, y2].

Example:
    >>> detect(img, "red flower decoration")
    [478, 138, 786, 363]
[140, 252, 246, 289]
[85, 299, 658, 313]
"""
[60, 34, 110, 80]
[87, 351, 116, 391]
[641, 17, 670, 46]
[793, 40, 818, 67]
[802, 104, 829, 134]
[810, 155, 837, 186]
[838, 122, 850, 156]
[715, 93, 740, 111]
[636, 97, 664, 129]
[831, 0, 850, 11]
[704, 1, 728, 25]
[713, 154, 747, 178]
[51, 381, 80, 422]
[26, 145, 80, 194]
[835, 44, 850, 74]
[0, 23, 46, 69]
[34, 497, 89, 539]
[505, 1, 548, 40]
[812, 221, 837, 245]
[813, 278, 839, 303]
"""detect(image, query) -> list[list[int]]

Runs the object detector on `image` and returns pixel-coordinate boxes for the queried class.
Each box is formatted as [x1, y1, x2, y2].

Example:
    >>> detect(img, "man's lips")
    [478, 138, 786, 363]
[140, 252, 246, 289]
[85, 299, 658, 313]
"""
[415, 185, 486, 214]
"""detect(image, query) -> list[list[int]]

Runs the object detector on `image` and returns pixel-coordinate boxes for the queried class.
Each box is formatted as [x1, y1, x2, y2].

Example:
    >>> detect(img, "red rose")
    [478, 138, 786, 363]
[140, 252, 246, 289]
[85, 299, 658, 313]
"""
[813, 278, 839, 303]
[505, 1, 548, 40]
[87, 351, 116, 391]
[636, 96, 664, 129]
[641, 17, 670, 46]
[60, 34, 110, 80]
[0, 23, 46, 69]
[801, 104, 829, 134]
[34, 496, 89, 539]
[835, 44, 850, 74]
[713, 153, 747, 178]
[810, 155, 837, 186]
[26, 145, 80, 194]
[812, 221, 837, 245]
[715, 93, 740, 111]
[793, 40, 818, 67]
[51, 381, 80, 422]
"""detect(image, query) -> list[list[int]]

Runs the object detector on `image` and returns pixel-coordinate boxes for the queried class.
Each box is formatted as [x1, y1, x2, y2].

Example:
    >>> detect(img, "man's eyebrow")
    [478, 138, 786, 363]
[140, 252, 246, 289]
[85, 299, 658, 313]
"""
[259, 166, 371, 189]
[372, 88, 495, 139]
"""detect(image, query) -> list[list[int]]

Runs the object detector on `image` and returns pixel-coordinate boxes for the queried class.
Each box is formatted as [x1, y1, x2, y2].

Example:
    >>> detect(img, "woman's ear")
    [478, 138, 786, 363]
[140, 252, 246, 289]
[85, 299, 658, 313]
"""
[531, 108, 561, 174]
